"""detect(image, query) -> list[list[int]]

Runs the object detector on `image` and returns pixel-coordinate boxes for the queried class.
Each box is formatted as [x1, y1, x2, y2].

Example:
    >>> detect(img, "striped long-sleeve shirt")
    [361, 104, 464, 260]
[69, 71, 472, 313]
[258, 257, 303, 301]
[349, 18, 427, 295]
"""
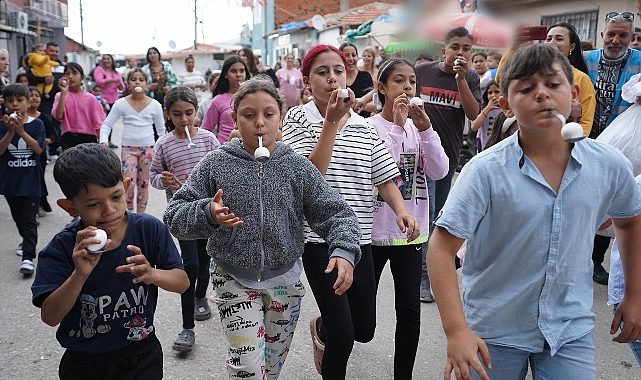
[150, 128, 220, 202]
[282, 101, 399, 245]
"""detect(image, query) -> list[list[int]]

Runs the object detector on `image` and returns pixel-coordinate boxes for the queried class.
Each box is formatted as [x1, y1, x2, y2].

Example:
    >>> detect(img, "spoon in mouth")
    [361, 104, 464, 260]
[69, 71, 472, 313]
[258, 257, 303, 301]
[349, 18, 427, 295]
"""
[185, 126, 197, 149]
[254, 135, 270, 163]
[550, 110, 585, 143]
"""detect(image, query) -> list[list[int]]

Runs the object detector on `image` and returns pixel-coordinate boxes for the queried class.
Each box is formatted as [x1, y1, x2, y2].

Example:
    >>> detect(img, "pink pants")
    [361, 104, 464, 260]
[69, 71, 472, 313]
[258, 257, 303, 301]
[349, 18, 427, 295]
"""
[121, 146, 153, 213]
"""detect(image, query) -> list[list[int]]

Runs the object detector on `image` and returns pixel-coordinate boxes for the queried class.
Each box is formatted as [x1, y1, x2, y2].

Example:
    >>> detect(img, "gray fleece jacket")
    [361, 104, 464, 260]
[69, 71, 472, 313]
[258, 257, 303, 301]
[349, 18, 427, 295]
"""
[163, 139, 361, 283]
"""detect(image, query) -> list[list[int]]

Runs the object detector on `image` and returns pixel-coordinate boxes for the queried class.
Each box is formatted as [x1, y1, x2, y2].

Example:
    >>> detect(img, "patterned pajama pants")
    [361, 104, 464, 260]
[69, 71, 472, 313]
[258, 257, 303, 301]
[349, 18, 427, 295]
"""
[211, 265, 305, 380]
[121, 146, 153, 213]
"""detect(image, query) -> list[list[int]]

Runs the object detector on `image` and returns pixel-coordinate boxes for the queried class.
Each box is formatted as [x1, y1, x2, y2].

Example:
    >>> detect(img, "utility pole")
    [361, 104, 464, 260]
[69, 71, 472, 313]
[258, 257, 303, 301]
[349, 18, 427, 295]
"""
[79, 0, 84, 45]
[193, 0, 198, 50]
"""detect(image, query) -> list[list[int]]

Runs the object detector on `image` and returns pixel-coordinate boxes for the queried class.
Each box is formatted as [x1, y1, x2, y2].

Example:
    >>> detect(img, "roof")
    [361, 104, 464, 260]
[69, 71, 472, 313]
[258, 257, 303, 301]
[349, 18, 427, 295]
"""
[325, 2, 396, 27]
[65, 36, 99, 54]
[273, 2, 396, 35]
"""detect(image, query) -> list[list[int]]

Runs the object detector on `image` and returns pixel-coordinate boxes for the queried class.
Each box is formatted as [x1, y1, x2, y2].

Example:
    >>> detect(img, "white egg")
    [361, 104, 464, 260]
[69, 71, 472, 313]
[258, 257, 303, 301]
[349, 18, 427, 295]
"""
[410, 97, 423, 106]
[339, 88, 349, 101]
[254, 146, 270, 163]
[561, 122, 584, 142]
[133, 86, 143, 93]
[87, 229, 107, 252]
[9, 112, 17, 119]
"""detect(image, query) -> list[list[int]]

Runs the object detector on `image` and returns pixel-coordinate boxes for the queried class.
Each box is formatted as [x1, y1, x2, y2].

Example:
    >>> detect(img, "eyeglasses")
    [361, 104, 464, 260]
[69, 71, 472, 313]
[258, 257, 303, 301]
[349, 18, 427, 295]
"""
[605, 12, 635, 22]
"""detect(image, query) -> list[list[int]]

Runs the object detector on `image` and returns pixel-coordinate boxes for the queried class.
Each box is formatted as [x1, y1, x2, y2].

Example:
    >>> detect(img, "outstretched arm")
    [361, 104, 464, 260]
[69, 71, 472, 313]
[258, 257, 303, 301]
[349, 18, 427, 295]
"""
[428, 226, 491, 380]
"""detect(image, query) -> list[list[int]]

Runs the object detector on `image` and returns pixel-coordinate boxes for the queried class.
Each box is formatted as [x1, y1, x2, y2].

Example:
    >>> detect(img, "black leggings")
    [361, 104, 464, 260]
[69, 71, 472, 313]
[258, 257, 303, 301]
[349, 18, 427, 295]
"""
[372, 244, 422, 379]
[178, 239, 210, 329]
[303, 243, 376, 380]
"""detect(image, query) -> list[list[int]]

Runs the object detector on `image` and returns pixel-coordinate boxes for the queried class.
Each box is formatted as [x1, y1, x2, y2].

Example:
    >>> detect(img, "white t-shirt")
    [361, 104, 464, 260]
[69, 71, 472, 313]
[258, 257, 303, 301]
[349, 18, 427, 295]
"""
[99, 97, 165, 146]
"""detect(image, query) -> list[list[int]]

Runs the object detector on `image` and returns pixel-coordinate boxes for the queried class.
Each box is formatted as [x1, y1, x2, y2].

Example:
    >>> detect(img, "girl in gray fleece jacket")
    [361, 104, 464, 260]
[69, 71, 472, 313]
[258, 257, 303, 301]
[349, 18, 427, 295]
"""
[163, 76, 361, 380]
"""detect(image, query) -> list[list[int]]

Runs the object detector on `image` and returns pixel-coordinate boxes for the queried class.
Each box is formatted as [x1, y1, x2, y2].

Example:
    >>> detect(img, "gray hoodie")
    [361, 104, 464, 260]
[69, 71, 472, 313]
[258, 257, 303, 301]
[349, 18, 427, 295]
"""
[164, 139, 361, 283]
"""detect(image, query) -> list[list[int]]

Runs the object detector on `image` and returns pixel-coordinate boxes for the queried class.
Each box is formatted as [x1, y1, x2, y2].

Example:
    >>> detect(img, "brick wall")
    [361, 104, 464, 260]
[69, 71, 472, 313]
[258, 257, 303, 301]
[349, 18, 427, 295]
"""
[275, 0, 400, 27]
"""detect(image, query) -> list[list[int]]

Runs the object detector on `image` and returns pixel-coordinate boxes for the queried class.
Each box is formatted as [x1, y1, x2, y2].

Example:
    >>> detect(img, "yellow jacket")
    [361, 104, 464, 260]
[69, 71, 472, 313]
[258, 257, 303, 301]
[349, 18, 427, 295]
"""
[28, 52, 59, 78]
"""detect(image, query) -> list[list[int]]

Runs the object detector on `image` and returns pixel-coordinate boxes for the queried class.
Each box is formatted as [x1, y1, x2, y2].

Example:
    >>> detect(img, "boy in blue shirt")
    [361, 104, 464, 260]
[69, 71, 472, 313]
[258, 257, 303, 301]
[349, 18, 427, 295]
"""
[428, 43, 641, 379]
[31, 143, 189, 380]
[0, 84, 46, 275]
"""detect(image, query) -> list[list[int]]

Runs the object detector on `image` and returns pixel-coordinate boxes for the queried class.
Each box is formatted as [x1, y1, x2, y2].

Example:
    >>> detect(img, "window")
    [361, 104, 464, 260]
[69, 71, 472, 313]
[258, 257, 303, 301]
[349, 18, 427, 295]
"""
[541, 10, 598, 45]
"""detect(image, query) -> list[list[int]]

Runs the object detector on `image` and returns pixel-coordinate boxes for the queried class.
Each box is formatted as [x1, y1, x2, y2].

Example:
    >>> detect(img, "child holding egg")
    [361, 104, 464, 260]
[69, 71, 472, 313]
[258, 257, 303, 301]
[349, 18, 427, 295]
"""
[366, 57, 449, 378]
[31, 143, 188, 379]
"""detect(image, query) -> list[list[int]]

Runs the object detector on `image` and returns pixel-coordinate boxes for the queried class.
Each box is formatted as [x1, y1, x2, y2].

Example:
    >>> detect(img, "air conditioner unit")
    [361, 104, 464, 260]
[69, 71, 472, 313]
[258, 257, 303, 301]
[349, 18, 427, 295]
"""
[9, 12, 29, 33]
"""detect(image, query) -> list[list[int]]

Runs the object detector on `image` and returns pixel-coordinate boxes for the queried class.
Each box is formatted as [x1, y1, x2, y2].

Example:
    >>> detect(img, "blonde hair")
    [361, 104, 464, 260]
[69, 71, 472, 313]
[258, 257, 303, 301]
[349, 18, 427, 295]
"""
[362, 47, 376, 71]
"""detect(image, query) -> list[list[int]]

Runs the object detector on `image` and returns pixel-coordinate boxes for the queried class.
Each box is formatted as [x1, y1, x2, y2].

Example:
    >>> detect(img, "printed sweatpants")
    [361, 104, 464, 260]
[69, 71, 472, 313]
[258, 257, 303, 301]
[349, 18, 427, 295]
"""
[211, 265, 305, 380]
[121, 146, 153, 213]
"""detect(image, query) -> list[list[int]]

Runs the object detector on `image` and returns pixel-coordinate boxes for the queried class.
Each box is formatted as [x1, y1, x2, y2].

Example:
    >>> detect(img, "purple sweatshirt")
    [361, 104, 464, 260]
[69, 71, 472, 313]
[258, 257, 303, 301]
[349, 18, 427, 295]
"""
[368, 114, 449, 245]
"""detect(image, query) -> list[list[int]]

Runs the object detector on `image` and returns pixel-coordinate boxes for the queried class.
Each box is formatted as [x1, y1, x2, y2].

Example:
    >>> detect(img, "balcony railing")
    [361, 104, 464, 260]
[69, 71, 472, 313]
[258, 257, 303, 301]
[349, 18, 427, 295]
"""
[24, 0, 68, 22]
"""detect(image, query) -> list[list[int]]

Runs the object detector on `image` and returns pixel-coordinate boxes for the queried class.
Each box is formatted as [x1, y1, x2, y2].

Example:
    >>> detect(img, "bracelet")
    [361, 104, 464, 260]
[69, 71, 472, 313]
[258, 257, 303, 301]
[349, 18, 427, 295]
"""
[481, 110, 488, 117]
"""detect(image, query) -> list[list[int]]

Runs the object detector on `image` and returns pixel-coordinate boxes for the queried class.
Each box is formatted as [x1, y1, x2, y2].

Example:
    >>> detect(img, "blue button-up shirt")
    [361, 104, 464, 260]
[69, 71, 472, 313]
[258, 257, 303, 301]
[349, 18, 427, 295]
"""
[435, 132, 641, 355]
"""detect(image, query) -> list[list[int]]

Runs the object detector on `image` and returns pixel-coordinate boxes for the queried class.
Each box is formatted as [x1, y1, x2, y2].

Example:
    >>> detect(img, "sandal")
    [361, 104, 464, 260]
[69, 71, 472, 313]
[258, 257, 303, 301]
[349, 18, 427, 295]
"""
[310, 316, 325, 375]
[194, 297, 212, 321]
[172, 329, 195, 352]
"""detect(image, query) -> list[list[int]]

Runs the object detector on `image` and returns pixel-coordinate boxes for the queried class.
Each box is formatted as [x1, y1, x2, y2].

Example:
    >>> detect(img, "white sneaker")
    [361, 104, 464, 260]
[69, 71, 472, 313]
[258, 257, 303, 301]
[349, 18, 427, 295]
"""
[19, 259, 35, 275]
[16, 244, 23, 256]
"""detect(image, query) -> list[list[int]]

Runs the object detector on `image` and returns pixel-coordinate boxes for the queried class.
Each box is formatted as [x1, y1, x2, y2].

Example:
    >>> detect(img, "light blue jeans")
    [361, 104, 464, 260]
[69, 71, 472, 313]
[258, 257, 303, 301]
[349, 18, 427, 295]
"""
[471, 333, 595, 380]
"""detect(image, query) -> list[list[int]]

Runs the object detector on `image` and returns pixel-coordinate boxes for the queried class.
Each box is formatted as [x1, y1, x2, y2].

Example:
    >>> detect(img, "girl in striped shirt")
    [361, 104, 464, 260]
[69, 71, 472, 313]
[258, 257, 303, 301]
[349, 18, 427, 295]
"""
[149, 87, 220, 352]
[282, 44, 419, 379]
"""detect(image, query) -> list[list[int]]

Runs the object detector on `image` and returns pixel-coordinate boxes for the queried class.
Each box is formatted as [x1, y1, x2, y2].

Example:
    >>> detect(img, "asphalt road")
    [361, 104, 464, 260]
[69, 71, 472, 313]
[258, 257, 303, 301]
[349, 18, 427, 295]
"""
[0, 121, 639, 379]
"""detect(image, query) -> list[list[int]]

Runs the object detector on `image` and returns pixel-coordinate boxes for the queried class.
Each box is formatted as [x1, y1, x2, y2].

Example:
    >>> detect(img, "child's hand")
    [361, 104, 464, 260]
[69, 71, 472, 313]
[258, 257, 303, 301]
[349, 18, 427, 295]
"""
[160, 168, 181, 190]
[72, 227, 112, 278]
[610, 296, 641, 343]
[210, 189, 243, 227]
[453, 56, 468, 80]
[325, 257, 354, 295]
[445, 329, 492, 380]
[58, 77, 69, 92]
[396, 213, 420, 242]
[115, 245, 158, 284]
[3, 112, 25, 135]
[45, 76, 54, 85]
[408, 101, 431, 131]
[487, 97, 500, 111]
[353, 96, 367, 113]
[326, 88, 354, 126]
[392, 94, 410, 128]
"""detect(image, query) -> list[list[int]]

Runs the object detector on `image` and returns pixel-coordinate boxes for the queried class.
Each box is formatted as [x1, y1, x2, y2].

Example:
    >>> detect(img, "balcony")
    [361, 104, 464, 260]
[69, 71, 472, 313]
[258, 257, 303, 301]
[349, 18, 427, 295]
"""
[24, 0, 68, 28]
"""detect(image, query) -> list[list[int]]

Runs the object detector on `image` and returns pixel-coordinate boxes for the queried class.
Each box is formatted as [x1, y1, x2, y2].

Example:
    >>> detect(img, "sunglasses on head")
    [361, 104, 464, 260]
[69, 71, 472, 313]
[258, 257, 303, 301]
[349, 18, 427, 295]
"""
[605, 12, 635, 22]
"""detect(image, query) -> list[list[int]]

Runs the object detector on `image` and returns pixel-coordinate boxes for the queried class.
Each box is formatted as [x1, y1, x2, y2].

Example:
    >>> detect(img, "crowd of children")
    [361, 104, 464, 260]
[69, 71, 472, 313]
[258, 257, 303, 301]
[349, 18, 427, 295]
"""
[0, 19, 640, 380]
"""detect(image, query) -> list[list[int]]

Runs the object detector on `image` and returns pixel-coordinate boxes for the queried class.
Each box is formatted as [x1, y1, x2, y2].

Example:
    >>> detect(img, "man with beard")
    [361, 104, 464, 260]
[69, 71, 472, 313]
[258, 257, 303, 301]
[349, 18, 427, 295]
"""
[584, 12, 641, 286]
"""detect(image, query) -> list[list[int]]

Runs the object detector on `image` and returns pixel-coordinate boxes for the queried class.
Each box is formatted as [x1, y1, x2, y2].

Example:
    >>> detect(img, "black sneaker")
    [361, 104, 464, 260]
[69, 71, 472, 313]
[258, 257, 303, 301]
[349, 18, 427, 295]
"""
[108, 142, 119, 149]
[593, 264, 609, 285]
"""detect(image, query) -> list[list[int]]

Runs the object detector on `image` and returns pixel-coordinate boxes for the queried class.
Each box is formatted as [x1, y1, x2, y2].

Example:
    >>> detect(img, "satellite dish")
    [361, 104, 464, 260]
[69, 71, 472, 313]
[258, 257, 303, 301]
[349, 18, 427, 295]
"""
[169, 40, 176, 49]
[96, 41, 102, 48]
[311, 15, 326, 31]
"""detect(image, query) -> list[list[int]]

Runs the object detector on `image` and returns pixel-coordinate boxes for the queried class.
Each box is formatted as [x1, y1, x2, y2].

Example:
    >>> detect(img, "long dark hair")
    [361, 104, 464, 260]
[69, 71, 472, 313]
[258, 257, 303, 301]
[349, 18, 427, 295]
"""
[101, 54, 115, 71]
[549, 22, 588, 74]
[212, 56, 249, 97]
[146, 47, 161, 64]
[239, 47, 258, 76]
[376, 58, 415, 108]
[163, 87, 199, 132]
